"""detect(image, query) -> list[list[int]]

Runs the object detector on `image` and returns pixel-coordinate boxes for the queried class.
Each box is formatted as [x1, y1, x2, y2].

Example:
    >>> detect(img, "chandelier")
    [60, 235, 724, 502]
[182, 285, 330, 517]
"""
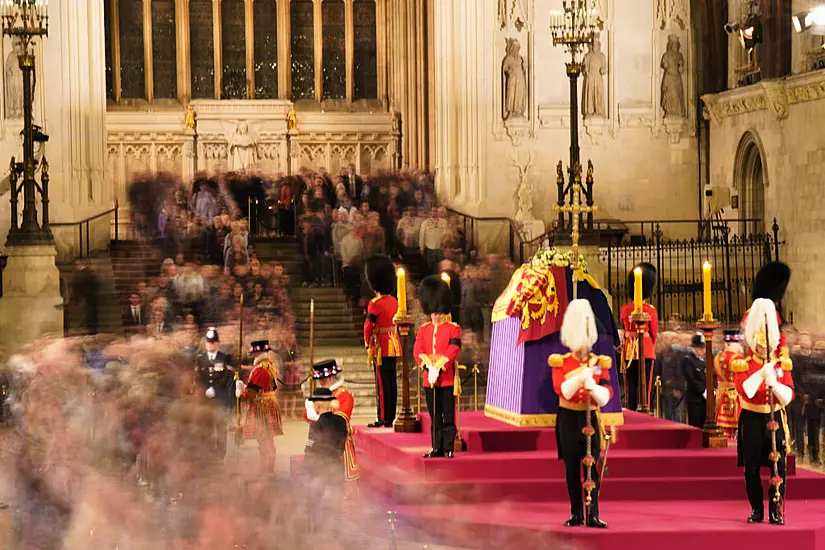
[550, 1, 600, 56]
[1, 0, 49, 40]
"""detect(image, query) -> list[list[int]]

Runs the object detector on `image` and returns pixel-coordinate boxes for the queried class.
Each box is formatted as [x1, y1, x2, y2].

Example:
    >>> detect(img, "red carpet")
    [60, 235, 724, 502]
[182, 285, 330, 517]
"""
[347, 411, 825, 549]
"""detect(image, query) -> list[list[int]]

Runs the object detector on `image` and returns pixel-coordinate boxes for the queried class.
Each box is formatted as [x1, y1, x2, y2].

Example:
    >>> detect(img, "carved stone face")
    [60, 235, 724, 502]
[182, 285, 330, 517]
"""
[238, 122, 248, 134]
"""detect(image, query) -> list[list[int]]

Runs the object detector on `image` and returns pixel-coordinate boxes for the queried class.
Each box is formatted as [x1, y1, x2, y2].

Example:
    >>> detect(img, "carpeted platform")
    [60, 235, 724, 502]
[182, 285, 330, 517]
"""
[348, 410, 825, 549]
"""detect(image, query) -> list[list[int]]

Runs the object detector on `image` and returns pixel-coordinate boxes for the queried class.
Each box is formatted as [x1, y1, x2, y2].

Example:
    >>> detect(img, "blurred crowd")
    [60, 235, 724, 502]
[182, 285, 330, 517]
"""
[649, 322, 825, 465]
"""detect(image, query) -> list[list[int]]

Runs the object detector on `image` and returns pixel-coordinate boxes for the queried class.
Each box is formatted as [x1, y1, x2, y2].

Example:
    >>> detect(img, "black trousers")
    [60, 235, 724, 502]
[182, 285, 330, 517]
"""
[375, 357, 398, 424]
[738, 409, 787, 514]
[625, 359, 652, 411]
[426, 386, 456, 452]
[557, 407, 602, 518]
[807, 416, 821, 463]
[210, 407, 231, 460]
[686, 398, 706, 429]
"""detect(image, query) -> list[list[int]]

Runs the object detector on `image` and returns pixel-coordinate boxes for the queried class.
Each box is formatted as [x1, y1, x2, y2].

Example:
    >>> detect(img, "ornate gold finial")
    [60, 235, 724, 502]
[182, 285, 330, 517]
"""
[184, 105, 196, 130]
[553, 162, 597, 299]
[287, 107, 298, 130]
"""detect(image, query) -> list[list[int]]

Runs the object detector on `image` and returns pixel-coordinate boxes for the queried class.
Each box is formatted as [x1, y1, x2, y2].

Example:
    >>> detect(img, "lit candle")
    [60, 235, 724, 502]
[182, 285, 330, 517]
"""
[441, 272, 451, 288]
[703, 261, 712, 320]
[633, 267, 642, 312]
[396, 268, 407, 317]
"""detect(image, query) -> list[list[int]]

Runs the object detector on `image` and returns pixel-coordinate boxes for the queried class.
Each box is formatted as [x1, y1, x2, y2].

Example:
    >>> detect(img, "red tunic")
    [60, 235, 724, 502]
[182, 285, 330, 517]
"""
[240, 359, 284, 439]
[732, 354, 794, 414]
[620, 302, 658, 360]
[549, 353, 613, 411]
[364, 295, 402, 358]
[714, 349, 741, 434]
[414, 321, 462, 388]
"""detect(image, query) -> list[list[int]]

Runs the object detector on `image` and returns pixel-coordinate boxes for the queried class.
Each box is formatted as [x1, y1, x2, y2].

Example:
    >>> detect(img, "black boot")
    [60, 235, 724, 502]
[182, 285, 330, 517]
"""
[563, 515, 584, 527]
[586, 514, 608, 529]
[747, 509, 764, 523]
[423, 449, 444, 458]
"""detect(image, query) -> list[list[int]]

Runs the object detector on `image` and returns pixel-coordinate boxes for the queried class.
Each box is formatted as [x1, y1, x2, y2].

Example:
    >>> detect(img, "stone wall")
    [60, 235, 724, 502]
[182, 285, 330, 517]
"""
[431, 0, 700, 239]
[704, 70, 825, 330]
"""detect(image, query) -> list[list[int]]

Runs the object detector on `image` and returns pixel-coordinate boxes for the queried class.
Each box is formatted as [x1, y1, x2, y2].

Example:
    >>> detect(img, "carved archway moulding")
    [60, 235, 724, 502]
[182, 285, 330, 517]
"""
[732, 129, 770, 191]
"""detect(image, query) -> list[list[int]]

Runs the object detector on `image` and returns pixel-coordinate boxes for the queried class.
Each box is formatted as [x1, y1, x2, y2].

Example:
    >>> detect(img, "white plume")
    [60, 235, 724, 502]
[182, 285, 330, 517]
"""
[744, 298, 780, 351]
[560, 299, 598, 352]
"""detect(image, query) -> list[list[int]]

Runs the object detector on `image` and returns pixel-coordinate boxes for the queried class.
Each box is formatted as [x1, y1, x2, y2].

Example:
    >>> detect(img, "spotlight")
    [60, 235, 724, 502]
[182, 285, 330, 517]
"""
[792, 11, 814, 33]
[741, 14, 763, 51]
[724, 21, 741, 34]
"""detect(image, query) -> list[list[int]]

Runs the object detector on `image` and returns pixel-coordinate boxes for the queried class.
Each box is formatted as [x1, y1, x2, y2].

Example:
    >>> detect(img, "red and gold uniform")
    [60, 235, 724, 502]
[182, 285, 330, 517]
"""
[414, 320, 462, 454]
[240, 349, 283, 473]
[364, 294, 401, 427]
[732, 349, 794, 523]
[714, 347, 741, 437]
[619, 301, 658, 410]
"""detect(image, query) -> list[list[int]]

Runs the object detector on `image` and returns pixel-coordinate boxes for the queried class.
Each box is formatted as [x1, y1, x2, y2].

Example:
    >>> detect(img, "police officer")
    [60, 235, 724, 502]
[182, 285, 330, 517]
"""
[194, 327, 236, 462]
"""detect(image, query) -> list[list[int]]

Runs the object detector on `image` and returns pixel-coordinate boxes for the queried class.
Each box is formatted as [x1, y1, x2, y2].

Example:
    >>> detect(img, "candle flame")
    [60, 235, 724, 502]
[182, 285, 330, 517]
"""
[633, 267, 642, 275]
[397, 267, 405, 276]
[441, 272, 451, 283]
[703, 261, 711, 269]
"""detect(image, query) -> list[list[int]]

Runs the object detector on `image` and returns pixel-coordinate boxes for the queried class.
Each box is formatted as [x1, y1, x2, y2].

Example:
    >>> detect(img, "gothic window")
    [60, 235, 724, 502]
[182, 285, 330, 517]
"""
[253, 0, 278, 99]
[321, 0, 346, 100]
[291, 0, 316, 100]
[104, 0, 114, 100]
[190, 0, 215, 99]
[118, 0, 145, 99]
[152, 0, 177, 99]
[221, 0, 247, 99]
[353, 0, 378, 100]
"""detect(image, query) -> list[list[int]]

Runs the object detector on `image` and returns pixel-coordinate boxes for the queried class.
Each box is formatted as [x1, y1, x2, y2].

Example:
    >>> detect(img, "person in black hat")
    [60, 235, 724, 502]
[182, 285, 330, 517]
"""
[194, 327, 237, 461]
[414, 275, 462, 459]
[619, 263, 659, 411]
[304, 387, 350, 532]
[742, 261, 791, 357]
[682, 332, 708, 428]
[236, 340, 283, 474]
[363, 255, 401, 428]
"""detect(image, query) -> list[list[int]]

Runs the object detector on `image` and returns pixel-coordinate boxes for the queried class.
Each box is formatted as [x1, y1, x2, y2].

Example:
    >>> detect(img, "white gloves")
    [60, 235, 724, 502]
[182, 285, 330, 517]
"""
[702, 390, 707, 400]
[205, 386, 216, 399]
[427, 367, 439, 386]
[578, 367, 595, 384]
[305, 400, 320, 422]
[235, 380, 246, 398]
[584, 376, 597, 391]
[764, 366, 778, 389]
[589, 383, 611, 408]
[771, 382, 793, 408]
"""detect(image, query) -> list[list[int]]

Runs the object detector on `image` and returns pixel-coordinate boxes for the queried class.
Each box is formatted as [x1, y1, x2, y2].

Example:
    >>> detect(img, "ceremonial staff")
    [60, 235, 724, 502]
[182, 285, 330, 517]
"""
[235, 293, 244, 450]
[765, 313, 784, 515]
[309, 298, 316, 393]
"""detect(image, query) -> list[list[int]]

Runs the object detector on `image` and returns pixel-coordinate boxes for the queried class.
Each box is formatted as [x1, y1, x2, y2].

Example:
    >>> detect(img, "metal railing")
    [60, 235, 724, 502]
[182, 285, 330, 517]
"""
[51, 200, 120, 258]
[605, 218, 784, 324]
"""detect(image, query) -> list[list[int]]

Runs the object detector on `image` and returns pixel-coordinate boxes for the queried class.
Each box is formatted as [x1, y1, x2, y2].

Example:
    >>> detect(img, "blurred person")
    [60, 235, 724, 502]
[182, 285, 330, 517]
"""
[806, 340, 825, 465]
[70, 258, 100, 335]
[193, 179, 217, 222]
[340, 224, 364, 306]
[278, 180, 295, 236]
[147, 307, 173, 338]
[715, 330, 745, 438]
[682, 333, 707, 429]
[236, 340, 284, 474]
[789, 332, 811, 461]
[194, 327, 236, 462]
[303, 387, 349, 532]
[342, 164, 363, 204]
[419, 207, 448, 272]
[124, 292, 147, 331]
[548, 300, 613, 529]
[364, 256, 401, 428]
[205, 215, 228, 265]
[620, 263, 658, 411]
[396, 207, 422, 253]
[414, 275, 462, 459]
[733, 299, 794, 525]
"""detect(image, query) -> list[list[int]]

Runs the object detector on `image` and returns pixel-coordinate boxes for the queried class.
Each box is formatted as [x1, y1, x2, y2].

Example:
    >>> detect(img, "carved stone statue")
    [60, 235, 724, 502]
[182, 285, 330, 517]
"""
[184, 105, 196, 130]
[502, 38, 527, 121]
[5, 40, 25, 119]
[582, 36, 607, 118]
[660, 34, 686, 118]
[227, 122, 258, 172]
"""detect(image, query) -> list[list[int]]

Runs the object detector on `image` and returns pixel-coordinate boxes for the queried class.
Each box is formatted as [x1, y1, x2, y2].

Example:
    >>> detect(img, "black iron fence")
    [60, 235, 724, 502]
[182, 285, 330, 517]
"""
[606, 219, 784, 325]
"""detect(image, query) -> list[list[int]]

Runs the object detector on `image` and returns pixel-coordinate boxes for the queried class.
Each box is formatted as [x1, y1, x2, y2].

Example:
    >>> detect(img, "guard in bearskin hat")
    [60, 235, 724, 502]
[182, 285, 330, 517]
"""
[363, 255, 401, 428]
[304, 359, 360, 485]
[715, 329, 745, 438]
[548, 300, 613, 529]
[194, 327, 236, 462]
[742, 261, 791, 357]
[733, 298, 795, 525]
[414, 275, 462, 459]
[619, 262, 658, 411]
[235, 340, 284, 474]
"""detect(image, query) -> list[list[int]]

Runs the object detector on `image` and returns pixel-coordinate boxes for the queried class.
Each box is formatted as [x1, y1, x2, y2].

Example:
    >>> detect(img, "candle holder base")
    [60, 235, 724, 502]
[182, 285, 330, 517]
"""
[702, 426, 728, 448]
[630, 311, 653, 416]
[393, 414, 421, 433]
[697, 319, 723, 448]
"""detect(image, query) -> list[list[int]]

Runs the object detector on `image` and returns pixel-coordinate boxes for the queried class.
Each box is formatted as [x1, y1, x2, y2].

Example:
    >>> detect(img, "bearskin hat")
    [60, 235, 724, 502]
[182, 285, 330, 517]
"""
[751, 261, 791, 303]
[365, 255, 396, 296]
[560, 299, 598, 351]
[419, 275, 452, 315]
[627, 262, 657, 300]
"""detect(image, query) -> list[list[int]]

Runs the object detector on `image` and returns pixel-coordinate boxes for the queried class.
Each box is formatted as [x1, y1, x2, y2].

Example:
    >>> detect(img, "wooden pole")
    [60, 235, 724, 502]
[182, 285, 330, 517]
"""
[630, 310, 652, 415]
[697, 320, 726, 448]
[309, 299, 316, 394]
[393, 314, 419, 432]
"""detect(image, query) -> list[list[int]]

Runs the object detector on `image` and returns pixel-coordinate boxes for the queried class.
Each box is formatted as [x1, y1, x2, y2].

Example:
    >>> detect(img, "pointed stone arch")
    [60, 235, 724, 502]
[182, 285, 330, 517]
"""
[733, 130, 768, 235]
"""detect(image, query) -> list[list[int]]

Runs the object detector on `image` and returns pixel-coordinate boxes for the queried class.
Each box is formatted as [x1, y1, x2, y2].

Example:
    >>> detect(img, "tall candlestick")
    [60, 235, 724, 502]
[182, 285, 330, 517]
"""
[703, 261, 712, 320]
[633, 267, 642, 312]
[396, 268, 407, 316]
